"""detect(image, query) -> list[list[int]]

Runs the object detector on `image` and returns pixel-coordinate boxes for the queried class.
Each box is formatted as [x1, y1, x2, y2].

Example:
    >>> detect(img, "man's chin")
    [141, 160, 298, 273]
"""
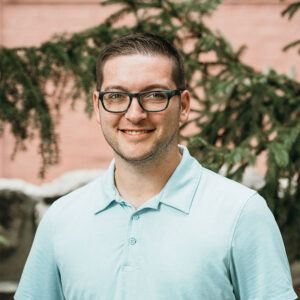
[116, 150, 156, 164]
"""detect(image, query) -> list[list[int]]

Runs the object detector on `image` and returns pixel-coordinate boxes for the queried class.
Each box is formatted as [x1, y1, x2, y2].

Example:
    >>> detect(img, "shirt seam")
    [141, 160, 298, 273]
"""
[48, 203, 67, 299]
[226, 191, 258, 270]
[48, 203, 62, 281]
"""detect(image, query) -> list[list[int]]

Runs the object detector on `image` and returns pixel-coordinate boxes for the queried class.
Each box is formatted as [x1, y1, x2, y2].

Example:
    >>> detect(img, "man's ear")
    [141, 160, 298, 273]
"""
[179, 89, 190, 125]
[93, 91, 100, 124]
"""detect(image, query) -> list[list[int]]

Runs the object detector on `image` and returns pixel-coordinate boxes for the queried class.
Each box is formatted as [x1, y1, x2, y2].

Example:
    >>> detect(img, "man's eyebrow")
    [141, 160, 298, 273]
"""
[103, 84, 172, 92]
[103, 85, 128, 92]
[142, 84, 171, 91]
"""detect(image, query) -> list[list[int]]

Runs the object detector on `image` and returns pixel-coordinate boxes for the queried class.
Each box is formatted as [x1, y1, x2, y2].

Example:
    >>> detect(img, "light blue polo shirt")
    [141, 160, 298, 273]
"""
[15, 146, 297, 300]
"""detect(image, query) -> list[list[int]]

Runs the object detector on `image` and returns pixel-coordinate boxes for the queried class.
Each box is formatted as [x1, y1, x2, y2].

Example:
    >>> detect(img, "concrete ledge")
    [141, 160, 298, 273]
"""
[292, 261, 300, 286]
[0, 281, 18, 294]
[0, 169, 105, 202]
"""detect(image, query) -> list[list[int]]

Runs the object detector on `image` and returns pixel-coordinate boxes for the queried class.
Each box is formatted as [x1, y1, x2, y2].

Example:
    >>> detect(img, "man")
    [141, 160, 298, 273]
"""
[15, 33, 297, 300]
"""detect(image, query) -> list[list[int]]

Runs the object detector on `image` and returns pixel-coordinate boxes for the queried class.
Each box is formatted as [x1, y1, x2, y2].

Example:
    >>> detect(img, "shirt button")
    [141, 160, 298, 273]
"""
[129, 237, 137, 245]
[133, 215, 140, 220]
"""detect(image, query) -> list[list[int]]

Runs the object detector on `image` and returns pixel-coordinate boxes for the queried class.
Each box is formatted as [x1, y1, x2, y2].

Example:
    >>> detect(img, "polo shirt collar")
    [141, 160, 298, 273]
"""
[94, 145, 202, 215]
[158, 145, 202, 214]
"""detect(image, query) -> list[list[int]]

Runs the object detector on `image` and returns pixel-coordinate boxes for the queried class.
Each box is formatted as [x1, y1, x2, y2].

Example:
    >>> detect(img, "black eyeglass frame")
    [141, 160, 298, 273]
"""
[98, 89, 182, 113]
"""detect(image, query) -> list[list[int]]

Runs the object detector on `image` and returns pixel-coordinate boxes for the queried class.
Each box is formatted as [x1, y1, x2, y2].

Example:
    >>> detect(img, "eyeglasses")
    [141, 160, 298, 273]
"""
[98, 89, 181, 113]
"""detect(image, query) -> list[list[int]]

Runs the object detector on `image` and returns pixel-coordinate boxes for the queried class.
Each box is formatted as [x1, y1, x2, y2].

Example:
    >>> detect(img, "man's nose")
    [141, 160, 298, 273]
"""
[124, 97, 147, 123]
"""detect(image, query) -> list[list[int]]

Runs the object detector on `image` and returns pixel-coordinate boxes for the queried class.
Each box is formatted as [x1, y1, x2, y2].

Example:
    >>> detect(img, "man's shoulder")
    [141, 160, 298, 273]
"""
[191, 167, 265, 236]
[199, 166, 258, 206]
[46, 174, 106, 219]
[181, 147, 257, 204]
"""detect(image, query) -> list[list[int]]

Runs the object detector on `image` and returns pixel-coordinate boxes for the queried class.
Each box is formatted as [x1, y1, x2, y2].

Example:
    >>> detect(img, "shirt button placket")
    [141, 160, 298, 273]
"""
[123, 213, 141, 273]
[129, 214, 139, 245]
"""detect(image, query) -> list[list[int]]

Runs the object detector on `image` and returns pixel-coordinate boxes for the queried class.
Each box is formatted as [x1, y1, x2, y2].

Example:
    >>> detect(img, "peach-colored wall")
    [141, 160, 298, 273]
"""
[1, 0, 299, 184]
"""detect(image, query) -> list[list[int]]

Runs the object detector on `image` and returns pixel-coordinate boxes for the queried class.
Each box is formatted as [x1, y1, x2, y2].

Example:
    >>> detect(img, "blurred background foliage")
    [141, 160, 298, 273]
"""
[0, 0, 299, 261]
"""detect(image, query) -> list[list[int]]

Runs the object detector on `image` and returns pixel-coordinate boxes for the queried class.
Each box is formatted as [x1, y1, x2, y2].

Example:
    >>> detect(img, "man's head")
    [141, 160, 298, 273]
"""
[93, 33, 190, 165]
[96, 33, 185, 91]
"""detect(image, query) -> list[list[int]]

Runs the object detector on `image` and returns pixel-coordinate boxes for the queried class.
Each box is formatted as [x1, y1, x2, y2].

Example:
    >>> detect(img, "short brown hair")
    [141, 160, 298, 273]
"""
[96, 33, 185, 91]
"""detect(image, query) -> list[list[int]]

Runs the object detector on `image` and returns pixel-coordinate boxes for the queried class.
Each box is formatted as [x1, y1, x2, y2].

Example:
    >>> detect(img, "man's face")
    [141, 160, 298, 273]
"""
[93, 54, 190, 164]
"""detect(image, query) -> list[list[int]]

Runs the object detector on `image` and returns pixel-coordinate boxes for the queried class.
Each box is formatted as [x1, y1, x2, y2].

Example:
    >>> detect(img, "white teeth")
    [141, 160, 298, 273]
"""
[123, 130, 149, 135]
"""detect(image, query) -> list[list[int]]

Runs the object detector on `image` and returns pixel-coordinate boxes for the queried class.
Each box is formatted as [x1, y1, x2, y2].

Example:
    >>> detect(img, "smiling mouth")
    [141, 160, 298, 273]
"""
[121, 129, 154, 135]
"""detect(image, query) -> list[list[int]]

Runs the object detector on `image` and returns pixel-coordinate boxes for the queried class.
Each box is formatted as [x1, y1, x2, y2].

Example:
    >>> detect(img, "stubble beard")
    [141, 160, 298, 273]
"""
[102, 128, 180, 167]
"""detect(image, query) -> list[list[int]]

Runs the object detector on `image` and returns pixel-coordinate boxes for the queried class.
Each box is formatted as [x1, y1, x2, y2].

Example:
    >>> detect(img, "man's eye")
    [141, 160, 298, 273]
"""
[146, 92, 166, 99]
[108, 93, 123, 99]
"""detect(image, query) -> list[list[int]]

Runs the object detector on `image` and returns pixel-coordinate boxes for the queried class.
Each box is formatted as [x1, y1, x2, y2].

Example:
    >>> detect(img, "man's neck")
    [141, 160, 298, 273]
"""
[114, 146, 183, 209]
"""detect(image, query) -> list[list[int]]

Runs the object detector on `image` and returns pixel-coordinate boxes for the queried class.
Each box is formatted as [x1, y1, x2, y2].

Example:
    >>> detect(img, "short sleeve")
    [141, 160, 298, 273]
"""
[229, 193, 298, 300]
[14, 207, 65, 300]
